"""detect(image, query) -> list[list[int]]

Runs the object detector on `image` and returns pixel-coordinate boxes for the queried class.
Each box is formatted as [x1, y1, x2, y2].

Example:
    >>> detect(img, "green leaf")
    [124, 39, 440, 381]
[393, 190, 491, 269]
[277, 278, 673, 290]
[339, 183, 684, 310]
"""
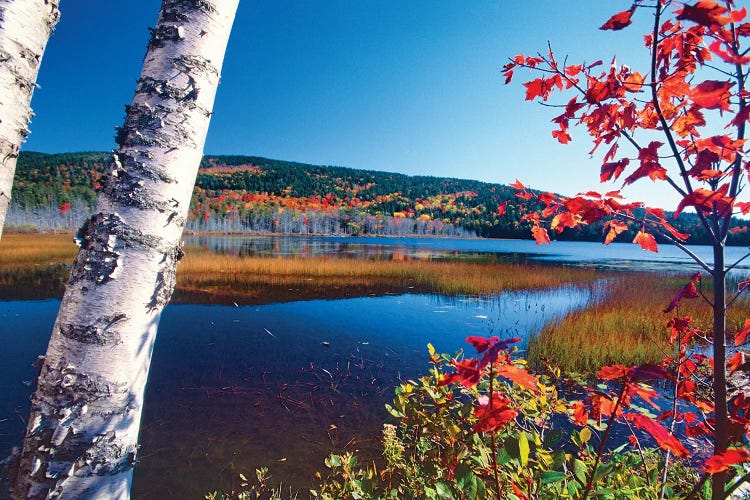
[435, 482, 454, 499]
[541, 471, 566, 484]
[573, 458, 588, 485]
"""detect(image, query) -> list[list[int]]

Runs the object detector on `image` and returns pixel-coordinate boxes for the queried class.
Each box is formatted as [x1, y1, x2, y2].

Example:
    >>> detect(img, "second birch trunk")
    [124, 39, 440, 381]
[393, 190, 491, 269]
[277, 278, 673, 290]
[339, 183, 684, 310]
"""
[0, 0, 60, 240]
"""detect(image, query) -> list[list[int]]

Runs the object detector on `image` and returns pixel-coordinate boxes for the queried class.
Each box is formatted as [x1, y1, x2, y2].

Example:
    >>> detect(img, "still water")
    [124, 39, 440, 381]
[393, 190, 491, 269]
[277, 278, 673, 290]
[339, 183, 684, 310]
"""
[0, 236, 742, 496]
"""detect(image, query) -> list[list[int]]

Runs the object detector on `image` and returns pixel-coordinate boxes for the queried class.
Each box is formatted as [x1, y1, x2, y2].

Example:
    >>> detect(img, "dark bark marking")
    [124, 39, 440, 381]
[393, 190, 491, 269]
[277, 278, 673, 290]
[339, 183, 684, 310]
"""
[115, 103, 196, 149]
[163, 0, 217, 15]
[58, 314, 126, 347]
[147, 244, 184, 311]
[148, 25, 184, 50]
[34, 362, 129, 413]
[101, 163, 181, 223]
[15, 359, 137, 493]
[113, 151, 176, 184]
[173, 54, 218, 78]
[137, 76, 199, 105]
[69, 213, 173, 288]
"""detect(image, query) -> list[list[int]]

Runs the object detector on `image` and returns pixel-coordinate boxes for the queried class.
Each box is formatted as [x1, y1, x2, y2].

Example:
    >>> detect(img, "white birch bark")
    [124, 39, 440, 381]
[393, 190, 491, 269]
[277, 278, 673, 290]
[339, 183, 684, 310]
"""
[0, 0, 60, 240]
[11, 1, 238, 498]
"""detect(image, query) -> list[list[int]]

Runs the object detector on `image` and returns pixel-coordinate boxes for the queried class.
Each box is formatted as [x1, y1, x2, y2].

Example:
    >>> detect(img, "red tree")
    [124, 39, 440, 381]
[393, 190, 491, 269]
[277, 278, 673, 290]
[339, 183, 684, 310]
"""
[505, 1, 749, 497]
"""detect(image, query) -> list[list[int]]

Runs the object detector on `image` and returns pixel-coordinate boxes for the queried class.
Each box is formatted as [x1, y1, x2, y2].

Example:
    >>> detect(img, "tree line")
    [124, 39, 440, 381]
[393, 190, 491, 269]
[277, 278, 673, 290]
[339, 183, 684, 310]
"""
[11, 151, 750, 244]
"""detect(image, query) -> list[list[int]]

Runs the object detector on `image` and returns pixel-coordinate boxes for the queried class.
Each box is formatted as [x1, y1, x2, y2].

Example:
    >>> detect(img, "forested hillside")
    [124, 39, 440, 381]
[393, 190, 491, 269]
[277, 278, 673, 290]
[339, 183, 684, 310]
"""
[9, 151, 750, 244]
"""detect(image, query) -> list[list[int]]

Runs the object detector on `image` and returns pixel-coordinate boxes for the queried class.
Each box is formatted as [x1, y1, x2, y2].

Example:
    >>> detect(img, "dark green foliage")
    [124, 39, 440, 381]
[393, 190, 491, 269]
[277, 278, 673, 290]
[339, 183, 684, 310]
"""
[11, 151, 750, 243]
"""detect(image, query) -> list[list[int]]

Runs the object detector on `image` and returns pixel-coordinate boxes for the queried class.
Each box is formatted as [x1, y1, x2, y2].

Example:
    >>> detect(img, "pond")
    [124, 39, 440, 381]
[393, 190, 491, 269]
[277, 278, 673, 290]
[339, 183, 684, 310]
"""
[0, 236, 741, 496]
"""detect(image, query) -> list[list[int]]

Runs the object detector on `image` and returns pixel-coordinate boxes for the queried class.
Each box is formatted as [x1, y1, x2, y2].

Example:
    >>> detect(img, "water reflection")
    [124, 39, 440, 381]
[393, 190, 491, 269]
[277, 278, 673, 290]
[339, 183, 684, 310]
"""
[185, 234, 526, 264]
[185, 234, 750, 276]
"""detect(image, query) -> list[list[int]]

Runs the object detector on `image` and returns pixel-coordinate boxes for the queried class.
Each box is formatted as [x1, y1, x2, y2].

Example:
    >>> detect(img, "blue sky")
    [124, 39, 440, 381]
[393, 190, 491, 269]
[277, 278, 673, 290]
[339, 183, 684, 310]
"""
[23, 1, 709, 209]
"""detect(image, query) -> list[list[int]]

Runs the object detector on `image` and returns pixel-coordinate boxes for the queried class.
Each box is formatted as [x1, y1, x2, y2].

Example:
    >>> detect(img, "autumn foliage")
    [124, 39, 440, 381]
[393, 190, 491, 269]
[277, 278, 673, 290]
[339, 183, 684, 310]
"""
[504, 1, 750, 497]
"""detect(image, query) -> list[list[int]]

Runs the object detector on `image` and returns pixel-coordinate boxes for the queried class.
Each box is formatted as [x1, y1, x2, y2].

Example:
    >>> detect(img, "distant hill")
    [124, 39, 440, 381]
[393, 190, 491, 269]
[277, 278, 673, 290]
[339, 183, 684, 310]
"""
[9, 151, 750, 244]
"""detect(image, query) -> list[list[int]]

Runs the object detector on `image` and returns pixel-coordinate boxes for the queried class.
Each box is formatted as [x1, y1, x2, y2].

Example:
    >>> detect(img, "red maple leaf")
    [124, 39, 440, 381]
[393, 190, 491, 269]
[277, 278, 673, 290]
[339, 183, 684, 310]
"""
[603, 220, 626, 245]
[624, 141, 666, 185]
[673, 184, 734, 218]
[600, 6, 636, 31]
[531, 226, 551, 245]
[552, 128, 572, 144]
[664, 273, 701, 313]
[600, 158, 630, 182]
[633, 231, 658, 252]
[690, 80, 733, 111]
[677, 1, 730, 28]
[496, 201, 508, 216]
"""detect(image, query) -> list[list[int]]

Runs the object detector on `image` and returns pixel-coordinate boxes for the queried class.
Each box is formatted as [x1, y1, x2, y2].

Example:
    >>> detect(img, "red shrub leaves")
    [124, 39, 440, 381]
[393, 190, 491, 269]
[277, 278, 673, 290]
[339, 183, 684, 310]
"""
[495, 364, 538, 392]
[702, 448, 750, 473]
[598, 364, 630, 380]
[735, 319, 750, 346]
[439, 358, 481, 388]
[473, 392, 519, 433]
[466, 336, 500, 354]
[625, 413, 690, 458]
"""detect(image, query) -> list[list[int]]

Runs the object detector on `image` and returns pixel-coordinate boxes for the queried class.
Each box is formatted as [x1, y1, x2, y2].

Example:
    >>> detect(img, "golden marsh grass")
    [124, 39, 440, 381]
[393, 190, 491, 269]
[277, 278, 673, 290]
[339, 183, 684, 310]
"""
[0, 233, 78, 266]
[176, 248, 600, 297]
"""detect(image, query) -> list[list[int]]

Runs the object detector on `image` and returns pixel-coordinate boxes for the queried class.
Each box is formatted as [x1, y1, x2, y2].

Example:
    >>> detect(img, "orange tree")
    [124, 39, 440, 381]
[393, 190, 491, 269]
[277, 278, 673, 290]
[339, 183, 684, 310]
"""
[503, 1, 749, 497]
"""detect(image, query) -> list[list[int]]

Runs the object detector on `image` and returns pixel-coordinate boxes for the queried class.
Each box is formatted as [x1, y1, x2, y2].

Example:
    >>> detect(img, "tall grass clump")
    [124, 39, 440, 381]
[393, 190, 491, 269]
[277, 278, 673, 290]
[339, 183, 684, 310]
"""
[528, 271, 750, 373]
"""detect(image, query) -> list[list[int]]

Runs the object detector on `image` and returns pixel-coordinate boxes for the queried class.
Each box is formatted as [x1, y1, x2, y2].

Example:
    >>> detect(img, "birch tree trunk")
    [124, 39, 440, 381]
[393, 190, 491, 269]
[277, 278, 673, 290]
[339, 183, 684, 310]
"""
[0, 0, 60, 240]
[11, 1, 238, 497]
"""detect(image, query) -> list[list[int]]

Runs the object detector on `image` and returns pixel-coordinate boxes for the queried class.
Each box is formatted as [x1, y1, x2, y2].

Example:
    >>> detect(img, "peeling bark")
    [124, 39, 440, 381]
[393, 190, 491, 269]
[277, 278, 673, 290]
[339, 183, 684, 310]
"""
[11, 1, 238, 498]
[0, 0, 60, 240]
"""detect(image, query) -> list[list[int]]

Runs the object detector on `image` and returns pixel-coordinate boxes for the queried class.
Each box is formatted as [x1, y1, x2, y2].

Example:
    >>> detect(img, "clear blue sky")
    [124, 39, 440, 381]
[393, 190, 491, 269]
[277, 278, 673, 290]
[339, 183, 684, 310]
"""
[24, 1, 706, 209]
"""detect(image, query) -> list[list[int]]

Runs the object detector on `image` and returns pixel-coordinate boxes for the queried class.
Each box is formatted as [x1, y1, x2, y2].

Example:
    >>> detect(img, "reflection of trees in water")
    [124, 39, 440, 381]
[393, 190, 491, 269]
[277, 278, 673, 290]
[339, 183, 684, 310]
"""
[0, 264, 68, 299]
